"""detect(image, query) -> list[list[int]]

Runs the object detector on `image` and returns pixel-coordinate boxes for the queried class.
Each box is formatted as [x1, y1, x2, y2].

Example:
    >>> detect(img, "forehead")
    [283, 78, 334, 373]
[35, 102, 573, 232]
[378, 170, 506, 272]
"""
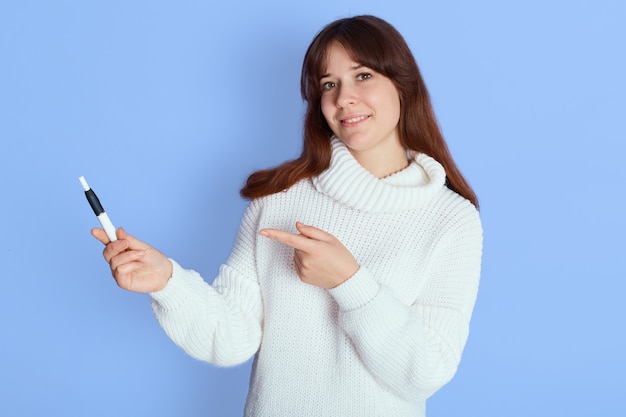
[321, 42, 362, 74]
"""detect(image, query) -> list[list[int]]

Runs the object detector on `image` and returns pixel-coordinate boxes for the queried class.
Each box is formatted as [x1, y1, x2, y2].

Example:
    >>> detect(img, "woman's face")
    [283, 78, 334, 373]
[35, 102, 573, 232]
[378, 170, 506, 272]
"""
[320, 43, 402, 162]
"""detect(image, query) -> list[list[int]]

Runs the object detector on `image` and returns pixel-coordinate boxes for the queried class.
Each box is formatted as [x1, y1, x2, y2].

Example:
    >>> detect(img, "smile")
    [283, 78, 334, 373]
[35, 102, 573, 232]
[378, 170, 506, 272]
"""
[341, 115, 370, 124]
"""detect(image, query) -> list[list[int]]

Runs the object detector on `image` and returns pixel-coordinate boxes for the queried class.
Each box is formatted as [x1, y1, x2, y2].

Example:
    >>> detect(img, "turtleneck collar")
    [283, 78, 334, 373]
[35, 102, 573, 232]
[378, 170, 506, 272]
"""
[311, 137, 447, 213]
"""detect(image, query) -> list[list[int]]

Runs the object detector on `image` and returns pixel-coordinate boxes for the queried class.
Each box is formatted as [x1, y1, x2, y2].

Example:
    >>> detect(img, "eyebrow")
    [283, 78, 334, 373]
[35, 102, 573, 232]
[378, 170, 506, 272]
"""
[320, 64, 364, 79]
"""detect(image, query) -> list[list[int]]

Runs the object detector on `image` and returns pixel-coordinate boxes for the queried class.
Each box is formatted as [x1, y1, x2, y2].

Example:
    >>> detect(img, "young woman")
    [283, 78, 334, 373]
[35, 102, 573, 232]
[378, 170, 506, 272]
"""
[92, 15, 482, 417]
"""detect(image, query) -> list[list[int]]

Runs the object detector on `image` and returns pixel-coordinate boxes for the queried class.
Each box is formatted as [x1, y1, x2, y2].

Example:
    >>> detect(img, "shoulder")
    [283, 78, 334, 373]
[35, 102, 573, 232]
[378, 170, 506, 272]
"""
[252, 178, 316, 204]
[246, 179, 318, 214]
[427, 187, 482, 242]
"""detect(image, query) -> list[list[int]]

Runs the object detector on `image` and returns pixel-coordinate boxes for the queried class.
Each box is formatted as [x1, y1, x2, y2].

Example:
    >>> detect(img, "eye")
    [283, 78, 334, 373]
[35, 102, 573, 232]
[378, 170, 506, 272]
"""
[321, 81, 336, 91]
[356, 72, 372, 81]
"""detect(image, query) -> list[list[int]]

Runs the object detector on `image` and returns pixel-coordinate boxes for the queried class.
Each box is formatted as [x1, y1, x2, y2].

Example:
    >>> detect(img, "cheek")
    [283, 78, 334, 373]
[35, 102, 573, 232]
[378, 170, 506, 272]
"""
[392, 97, 401, 125]
[384, 91, 401, 125]
[376, 81, 401, 123]
[320, 96, 335, 124]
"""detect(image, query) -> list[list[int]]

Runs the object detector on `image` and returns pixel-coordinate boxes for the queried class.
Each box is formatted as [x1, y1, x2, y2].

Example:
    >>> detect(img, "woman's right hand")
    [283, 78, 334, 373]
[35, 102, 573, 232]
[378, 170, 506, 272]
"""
[91, 227, 173, 293]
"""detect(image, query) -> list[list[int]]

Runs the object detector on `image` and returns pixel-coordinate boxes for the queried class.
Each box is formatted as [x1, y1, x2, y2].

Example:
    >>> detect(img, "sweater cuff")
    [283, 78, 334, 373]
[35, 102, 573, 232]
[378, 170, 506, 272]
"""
[149, 259, 191, 311]
[328, 267, 380, 312]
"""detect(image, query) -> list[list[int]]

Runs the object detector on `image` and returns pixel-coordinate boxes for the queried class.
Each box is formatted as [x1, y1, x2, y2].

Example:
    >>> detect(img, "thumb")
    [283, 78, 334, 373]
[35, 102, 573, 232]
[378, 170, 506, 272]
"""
[116, 228, 150, 250]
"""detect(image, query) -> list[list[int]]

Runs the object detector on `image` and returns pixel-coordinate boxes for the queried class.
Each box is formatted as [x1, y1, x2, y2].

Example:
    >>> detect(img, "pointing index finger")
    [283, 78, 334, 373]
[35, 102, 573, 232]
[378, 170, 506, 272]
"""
[259, 228, 312, 251]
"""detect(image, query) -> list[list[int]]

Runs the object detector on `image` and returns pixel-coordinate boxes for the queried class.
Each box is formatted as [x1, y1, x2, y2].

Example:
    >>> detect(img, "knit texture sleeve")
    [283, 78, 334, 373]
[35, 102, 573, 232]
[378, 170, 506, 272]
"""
[328, 203, 482, 402]
[149, 201, 263, 367]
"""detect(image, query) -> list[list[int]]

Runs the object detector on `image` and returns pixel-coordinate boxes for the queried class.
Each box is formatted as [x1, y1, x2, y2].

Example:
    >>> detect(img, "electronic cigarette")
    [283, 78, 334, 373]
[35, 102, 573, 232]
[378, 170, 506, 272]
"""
[79, 176, 117, 242]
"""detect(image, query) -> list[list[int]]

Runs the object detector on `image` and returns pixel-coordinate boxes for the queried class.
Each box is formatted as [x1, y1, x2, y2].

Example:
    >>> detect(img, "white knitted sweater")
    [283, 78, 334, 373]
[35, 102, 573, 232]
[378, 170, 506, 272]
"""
[150, 137, 483, 416]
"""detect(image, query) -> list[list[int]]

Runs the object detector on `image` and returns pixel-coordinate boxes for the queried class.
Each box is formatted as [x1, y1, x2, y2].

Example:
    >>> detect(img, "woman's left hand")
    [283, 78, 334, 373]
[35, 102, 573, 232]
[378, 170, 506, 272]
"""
[260, 222, 360, 289]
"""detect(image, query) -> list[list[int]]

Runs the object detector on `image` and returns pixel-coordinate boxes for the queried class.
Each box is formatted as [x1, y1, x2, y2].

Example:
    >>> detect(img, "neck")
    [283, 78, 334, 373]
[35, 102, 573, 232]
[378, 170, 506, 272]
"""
[348, 143, 409, 179]
[312, 137, 448, 213]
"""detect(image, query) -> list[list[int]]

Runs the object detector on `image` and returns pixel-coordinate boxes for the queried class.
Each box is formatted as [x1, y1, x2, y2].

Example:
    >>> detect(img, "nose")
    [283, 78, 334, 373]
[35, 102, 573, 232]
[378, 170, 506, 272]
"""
[335, 83, 357, 108]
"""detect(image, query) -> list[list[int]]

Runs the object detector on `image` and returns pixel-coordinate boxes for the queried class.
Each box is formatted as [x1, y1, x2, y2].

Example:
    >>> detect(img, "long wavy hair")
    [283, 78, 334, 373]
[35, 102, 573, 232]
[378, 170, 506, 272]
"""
[240, 15, 478, 209]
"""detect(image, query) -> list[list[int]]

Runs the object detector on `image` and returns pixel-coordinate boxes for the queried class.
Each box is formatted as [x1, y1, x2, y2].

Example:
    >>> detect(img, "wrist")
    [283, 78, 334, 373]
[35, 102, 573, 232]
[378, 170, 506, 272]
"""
[328, 267, 380, 311]
[158, 259, 174, 291]
[333, 264, 361, 289]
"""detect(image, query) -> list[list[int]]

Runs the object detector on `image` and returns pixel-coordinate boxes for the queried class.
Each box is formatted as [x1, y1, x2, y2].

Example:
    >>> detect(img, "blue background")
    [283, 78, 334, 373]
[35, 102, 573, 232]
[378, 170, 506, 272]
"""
[1, 1, 624, 416]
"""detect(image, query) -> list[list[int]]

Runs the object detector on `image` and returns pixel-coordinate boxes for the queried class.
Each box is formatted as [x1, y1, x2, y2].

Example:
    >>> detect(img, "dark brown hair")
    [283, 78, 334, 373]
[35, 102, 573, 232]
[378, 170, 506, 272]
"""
[240, 15, 478, 208]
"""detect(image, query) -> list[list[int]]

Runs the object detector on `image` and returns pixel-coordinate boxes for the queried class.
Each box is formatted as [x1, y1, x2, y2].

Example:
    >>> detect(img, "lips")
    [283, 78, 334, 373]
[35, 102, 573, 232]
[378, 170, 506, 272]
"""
[340, 114, 370, 125]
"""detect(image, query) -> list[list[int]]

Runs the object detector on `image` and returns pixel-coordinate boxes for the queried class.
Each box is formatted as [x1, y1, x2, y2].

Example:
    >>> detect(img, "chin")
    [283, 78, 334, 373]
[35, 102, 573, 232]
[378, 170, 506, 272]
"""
[335, 133, 371, 150]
